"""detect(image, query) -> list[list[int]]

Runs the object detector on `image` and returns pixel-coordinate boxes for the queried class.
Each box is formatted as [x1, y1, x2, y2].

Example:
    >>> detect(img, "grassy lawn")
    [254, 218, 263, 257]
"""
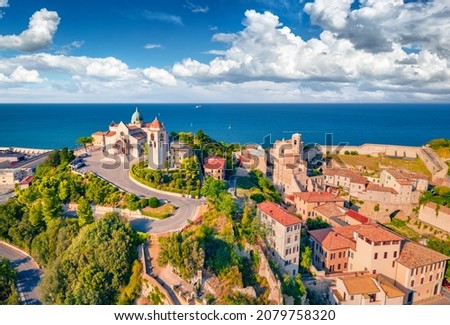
[331, 154, 431, 176]
[381, 157, 431, 176]
[141, 204, 176, 219]
[434, 147, 450, 159]
[384, 219, 420, 241]
[331, 154, 380, 171]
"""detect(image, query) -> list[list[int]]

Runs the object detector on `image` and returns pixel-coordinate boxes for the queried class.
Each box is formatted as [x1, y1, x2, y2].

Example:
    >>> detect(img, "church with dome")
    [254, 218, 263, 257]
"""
[92, 108, 192, 169]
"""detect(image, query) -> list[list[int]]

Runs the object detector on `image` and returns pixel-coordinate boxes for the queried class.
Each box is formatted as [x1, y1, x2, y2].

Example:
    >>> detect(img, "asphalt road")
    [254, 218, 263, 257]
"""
[0, 242, 42, 305]
[83, 150, 205, 234]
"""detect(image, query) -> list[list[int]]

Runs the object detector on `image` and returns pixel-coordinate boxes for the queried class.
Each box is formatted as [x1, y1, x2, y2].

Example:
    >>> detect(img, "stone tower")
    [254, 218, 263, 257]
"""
[292, 133, 303, 158]
[147, 117, 168, 169]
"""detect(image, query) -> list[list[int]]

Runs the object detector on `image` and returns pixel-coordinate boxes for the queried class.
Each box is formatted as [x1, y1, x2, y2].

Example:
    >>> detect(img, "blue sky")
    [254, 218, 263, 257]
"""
[0, 0, 449, 102]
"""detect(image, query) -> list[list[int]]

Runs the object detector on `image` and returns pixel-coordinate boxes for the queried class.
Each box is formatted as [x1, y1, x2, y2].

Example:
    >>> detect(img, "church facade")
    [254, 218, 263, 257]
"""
[92, 108, 191, 169]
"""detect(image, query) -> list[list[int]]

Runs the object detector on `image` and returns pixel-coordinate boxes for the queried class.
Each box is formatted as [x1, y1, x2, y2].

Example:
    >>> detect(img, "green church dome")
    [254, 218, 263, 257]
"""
[131, 107, 144, 124]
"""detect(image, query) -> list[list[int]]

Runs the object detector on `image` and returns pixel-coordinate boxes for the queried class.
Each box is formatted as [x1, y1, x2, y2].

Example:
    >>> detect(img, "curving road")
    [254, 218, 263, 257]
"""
[83, 150, 205, 234]
[0, 241, 42, 305]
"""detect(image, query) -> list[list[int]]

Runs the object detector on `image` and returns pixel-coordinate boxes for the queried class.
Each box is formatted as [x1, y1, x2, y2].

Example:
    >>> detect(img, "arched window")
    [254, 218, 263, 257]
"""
[151, 133, 155, 141]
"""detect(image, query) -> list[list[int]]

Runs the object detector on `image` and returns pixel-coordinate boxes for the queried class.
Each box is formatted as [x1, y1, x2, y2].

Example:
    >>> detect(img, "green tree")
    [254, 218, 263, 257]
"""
[148, 197, 160, 208]
[77, 136, 94, 152]
[305, 217, 329, 230]
[77, 197, 94, 227]
[201, 177, 227, 204]
[281, 274, 306, 305]
[300, 246, 312, 272]
[58, 179, 71, 203]
[28, 200, 44, 227]
[216, 192, 236, 218]
[41, 213, 138, 304]
[0, 258, 19, 305]
[41, 188, 62, 223]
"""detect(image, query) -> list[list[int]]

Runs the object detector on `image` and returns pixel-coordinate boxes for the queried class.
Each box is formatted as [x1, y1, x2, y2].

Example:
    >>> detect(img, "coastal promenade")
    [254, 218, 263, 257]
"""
[83, 150, 205, 234]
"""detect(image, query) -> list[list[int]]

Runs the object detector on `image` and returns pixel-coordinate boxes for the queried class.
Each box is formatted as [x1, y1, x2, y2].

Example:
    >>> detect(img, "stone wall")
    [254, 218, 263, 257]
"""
[320, 143, 420, 158]
[419, 146, 450, 185]
[66, 203, 143, 218]
[138, 243, 175, 305]
[255, 245, 283, 305]
[418, 203, 450, 233]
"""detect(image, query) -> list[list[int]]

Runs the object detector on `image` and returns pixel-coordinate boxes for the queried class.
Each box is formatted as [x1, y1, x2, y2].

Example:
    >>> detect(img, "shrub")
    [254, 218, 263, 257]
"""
[374, 204, 380, 212]
[148, 197, 160, 208]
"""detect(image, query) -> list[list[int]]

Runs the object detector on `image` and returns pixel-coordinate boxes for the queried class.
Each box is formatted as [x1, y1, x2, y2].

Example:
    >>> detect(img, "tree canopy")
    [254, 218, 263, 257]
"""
[41, 213, 139, 304]
[0, 258, 19, 305]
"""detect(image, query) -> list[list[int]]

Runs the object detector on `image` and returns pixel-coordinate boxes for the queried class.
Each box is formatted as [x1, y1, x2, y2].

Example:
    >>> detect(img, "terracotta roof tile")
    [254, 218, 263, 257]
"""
[331, 224, 401, 243]
[309, 228, 356, 251]
[204, 156, 226, 170]
[313, 203, 347, 218]
[18, 176, 33, 185]
[340, 275, 380, 295]
[257, 201, 301, 227]
[365, 182, 398, 194]
[375, 275, 405, 298]
[147, 117, 163, 129]
[105, 131, 116, 137]
[353, 224, 403, 242]
[323, 168, 367, 184]
[396, 241, 449, 269]
[294, 191, 344, 203]
[385, 169, 429, 181]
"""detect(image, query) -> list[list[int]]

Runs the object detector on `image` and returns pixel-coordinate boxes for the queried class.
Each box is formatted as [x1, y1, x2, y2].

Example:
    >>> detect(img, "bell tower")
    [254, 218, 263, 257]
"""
[147, 117, 168, 169]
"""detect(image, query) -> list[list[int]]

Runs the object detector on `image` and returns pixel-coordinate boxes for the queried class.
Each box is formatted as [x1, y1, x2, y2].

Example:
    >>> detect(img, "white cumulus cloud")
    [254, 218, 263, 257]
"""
[305, 0, 450, 55]
[171, 8, 450, 99]
[0, 0, 8, 8]
[0, 9, 60, 51]
[0, 65, 43, 83]
[86, 57, 133, 80]
[143, 67, 177, 86]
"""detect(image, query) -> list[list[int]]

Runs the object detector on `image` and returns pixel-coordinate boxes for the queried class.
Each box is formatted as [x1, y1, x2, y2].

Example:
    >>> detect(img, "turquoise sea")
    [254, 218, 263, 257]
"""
[0, 103, 449, 149]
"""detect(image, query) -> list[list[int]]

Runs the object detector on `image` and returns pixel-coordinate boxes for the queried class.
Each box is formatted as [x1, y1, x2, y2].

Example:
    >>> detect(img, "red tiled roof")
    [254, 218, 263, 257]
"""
[341, 224, 402, 242]
[365, 182, 398, 194]
[313, 203, 347, 218]
[323, 168, 367, 184]
[331, 224, 402, 243]
[385, 169, 429, 181]
[204, 156, 226, 170]
[294, 191, 344, 203]
[285, 194, 295, 202]
[92, 131, 107, 136]
[397, 241, 449, 269]
[127, 125, 139, 130]
[345, 210, 369, 224]
[18, 176, 33, 185]
[147, 117, 163, 129]
[257, 201, 301, 227]
[396, 179, 413, 186]
[105, 131, 116, 137]
[309, 228, 356, 251]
